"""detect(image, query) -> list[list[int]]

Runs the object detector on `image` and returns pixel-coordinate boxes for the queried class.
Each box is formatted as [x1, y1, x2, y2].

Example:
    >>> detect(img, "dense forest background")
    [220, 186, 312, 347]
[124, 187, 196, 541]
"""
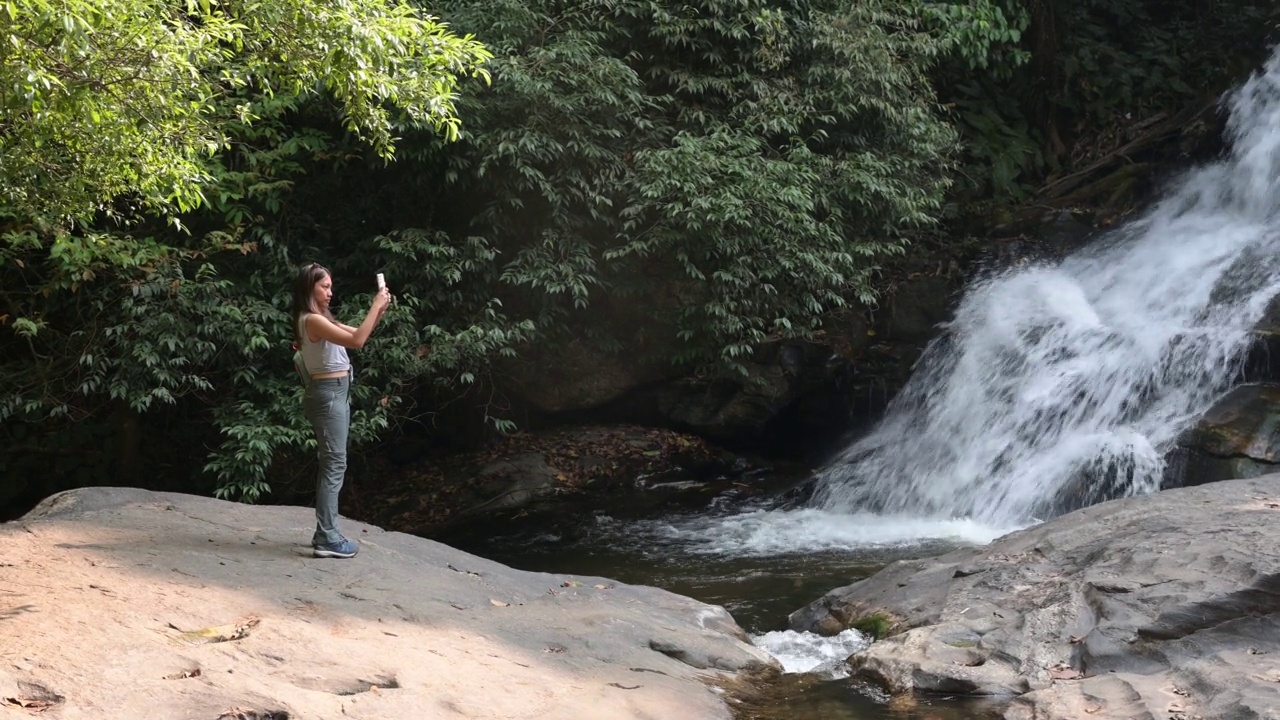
[3, 0, 1278, 513]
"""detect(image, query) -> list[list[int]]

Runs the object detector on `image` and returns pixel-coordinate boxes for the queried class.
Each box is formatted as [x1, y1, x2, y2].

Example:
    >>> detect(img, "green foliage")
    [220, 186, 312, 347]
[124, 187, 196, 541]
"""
[931, 0, 1280, 202]
[0, 0, 497, 500]
[612, 130, 903, 371]
[2, 0, 971, 501]
[947, 81, 1045, 199]
[1047, 0, 1276, 125]
[1, 0, 492, 225]
[919, 0, 1031, 77]
[196, 0, 959, 495]
[432, 0, 957, 374]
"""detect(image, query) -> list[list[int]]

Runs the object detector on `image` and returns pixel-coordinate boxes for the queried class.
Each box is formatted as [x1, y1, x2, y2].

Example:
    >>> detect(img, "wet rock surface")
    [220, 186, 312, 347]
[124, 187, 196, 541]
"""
[789, 476, 1280, 720]
[1174, 382, 1280, 487]
[1178, 383, 1280, 463]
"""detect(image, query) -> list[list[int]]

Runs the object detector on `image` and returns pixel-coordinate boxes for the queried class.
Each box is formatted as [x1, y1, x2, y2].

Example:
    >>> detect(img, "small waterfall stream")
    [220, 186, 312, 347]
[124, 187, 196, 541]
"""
[812, 49, 1280, 527]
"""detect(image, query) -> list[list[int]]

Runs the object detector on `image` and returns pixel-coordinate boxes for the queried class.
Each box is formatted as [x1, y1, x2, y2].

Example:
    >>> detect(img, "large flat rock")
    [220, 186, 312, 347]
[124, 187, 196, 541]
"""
[1, 487, 777, 719]
[789, 476, 1280, 720]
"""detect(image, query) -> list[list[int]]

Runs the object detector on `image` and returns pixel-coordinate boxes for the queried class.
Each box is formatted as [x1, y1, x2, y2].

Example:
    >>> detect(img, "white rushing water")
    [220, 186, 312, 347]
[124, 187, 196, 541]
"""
[621, 507, 1010, 555]
[809, 49, 1280, 527]
[751, 629, 871, 678]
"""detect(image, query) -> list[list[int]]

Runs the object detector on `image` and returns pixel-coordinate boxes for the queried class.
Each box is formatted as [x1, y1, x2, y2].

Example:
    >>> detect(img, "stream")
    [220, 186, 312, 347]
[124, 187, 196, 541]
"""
[450, 479, 1018, 719]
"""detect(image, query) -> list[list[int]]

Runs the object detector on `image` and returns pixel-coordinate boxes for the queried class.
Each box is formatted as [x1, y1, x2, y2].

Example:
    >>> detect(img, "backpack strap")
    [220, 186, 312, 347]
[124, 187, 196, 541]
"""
[294, 313, 310, 385]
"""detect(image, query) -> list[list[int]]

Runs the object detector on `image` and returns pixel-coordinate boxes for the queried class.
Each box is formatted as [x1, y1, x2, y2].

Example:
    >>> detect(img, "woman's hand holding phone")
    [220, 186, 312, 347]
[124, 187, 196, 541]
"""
[372, 274, 392, 320]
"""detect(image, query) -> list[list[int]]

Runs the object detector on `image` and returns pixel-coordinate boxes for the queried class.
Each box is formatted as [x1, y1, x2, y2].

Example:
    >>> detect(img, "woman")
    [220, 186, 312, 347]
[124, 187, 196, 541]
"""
[292, 263, 392, 558]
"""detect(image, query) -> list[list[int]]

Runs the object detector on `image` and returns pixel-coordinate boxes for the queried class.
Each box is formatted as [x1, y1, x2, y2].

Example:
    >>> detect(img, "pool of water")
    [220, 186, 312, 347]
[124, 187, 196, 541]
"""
[448, 489, 1015, 720]
[735, 675, 1007, 720]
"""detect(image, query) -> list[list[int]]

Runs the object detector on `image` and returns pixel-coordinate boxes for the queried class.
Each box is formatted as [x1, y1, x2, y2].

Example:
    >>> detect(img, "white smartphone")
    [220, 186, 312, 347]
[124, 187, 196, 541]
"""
[376, 272, 386, 289]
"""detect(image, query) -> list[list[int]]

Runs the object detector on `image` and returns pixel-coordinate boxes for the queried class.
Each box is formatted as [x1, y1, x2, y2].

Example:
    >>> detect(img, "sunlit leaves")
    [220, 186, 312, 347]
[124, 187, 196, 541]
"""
[0, 0, 495, 500]
[0, 0, 491, 225]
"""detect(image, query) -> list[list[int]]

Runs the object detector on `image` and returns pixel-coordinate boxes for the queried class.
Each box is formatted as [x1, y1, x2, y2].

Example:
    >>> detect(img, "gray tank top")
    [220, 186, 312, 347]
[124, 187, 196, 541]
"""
[297, 313, 351, 375]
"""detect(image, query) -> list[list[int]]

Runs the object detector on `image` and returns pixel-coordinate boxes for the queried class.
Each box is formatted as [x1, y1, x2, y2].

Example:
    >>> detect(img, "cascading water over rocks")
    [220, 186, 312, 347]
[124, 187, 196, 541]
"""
[811, 49, 1280, 527]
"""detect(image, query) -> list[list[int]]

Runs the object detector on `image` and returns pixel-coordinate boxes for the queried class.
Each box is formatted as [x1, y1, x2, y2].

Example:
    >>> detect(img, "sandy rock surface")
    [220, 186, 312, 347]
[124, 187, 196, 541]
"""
[1, 487, 777, 720]
[790, 476, 1280, 720]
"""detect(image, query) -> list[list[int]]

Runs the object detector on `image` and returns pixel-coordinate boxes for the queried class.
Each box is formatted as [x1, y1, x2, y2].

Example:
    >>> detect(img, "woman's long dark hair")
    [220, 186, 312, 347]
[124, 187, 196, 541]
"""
[292, 263, 333, 344]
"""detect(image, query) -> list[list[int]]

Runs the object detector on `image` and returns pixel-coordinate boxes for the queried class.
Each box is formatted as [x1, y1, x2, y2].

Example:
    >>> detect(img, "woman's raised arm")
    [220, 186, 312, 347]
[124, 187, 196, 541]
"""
[305, 288, 391, 349]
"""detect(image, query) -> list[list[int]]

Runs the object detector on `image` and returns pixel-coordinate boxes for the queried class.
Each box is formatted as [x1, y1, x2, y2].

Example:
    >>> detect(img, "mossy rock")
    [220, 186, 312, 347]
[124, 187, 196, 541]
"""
[848, 611, 902, 640]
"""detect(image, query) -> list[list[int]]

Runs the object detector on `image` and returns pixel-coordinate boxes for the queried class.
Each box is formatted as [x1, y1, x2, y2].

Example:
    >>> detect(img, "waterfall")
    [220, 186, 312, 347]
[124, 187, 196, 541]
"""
[810, 49, 1280, 527]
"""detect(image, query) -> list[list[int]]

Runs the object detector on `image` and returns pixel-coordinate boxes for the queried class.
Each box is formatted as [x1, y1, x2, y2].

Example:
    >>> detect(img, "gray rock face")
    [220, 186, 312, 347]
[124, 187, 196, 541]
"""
[1175, 383, 1280, 486]
[789, 477, 1280, 720]
[1175, 294, 1280, 488]
[2, 487, 778, 720]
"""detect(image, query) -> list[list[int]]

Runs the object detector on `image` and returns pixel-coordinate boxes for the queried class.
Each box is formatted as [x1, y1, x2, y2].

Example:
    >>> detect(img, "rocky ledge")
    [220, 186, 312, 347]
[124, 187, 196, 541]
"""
[789, 476, 1280, 720]
[1, 487, 777, 720]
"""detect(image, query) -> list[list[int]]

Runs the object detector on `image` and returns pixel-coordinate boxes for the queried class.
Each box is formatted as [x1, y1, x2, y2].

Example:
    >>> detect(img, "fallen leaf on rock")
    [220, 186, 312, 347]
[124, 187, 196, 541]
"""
[1049, 665, 1083, 680]
[593, 584, 613, 590]
[217, 709, 289, 720]
[561, 580, 582, 588]
[168, 617, 260, 645]
[489, 599, 510, 607]
[3, 696, 56, 712]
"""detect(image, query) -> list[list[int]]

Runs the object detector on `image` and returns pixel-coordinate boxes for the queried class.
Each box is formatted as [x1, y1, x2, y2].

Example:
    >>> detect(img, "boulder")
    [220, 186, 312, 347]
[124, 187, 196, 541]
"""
[1179, 383, 1280, 461]
[500, 337, 676, 414]
[1, 487, 778, 720]
[1243, 294, 1280, 383]
[573, 337, 873, 457]
[1174, 383, 1280, 486]
[883, 275, 957, 346]
[655, 370, 792, 444]
[789, 476, 1280, 720]
[469, 452, 560, 512]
